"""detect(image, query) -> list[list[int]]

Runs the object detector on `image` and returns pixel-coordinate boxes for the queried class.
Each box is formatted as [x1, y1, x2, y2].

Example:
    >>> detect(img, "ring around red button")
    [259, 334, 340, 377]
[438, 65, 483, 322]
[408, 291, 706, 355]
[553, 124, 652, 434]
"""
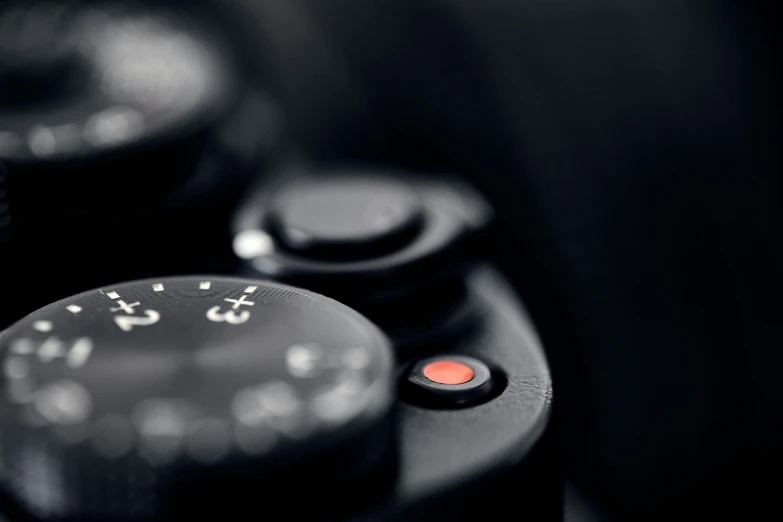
[404, 355, 494, 408]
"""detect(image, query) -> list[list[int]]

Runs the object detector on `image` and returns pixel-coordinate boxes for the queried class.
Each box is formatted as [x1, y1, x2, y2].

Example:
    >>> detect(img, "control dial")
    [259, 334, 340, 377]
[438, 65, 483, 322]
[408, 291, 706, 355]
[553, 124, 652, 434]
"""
[232, 167, 493, 344]
[0, 277, 395, 521]
[0, 1, 233, 163]
[267, 175, 424, 260]
[0, 1, 262, 239]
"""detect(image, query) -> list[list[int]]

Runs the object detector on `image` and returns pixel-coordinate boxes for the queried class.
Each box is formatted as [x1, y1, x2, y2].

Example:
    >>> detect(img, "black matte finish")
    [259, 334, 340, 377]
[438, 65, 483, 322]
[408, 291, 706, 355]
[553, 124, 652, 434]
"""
[234, 169, 491, 291]
[232, 167, 492, 342]
[0, 266, 559, 522]
[350, 266, 557, 521]
[268, 175, 423, 260]
[0, 276, 395, 521]
[0, 3, 574, 518]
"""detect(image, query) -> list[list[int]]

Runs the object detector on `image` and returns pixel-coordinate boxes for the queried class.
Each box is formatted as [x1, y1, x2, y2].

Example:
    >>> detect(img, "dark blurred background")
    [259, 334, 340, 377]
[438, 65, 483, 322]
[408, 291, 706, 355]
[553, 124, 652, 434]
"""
[2, 0, 781, 520]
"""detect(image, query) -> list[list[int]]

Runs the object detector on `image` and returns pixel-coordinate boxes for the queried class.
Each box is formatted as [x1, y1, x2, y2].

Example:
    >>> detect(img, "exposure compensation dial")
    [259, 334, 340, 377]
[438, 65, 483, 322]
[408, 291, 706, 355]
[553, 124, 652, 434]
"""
[0, 276, 395, 521]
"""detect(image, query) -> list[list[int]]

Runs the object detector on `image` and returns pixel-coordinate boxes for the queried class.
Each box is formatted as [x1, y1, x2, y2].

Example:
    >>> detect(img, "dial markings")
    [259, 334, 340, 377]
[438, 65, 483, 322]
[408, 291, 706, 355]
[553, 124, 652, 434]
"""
[67, 338, 94, 369]
[33, 320, 53, 332]
[7, 337, 97, 366]
[111, 301, 140, 314]
[114, 310, 161, 332]
[4, 356, 29, 379]
[224, 294, 254, 310]
[38, 337, 66, 363]
[286, 343, 324, 378]
[10, 339, 34, 354]
[0, 276, 391, 501]
[34, 380, 92, 425]
[206, 307, 250, 325]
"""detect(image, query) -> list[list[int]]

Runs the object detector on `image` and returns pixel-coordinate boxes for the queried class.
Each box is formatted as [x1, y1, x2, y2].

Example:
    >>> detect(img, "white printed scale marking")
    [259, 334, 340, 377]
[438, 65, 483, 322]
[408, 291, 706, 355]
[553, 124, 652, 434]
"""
[38, 337, 66, 362]
[224, 294, 254, 310]
[107, 292, 161, 332]
[33, 320, 53, 333]
[10, 339, 34, 355]
[206, 287, 256, 325]
[67, 338, 94, 368]
[111, 301, 140, 314]
[7, 338, 95, 367]
[113, 310, 161, 332]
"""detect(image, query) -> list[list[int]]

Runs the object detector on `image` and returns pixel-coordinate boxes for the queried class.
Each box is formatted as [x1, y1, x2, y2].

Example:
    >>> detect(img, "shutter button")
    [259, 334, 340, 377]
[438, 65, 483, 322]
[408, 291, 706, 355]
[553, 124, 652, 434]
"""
[404, 355, 495, 407]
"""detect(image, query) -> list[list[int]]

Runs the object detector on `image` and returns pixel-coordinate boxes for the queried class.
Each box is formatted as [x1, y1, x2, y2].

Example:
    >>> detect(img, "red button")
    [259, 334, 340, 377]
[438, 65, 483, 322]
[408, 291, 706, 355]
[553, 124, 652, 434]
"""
[405, 355, 495, 407]
[423, 360, 475, 385]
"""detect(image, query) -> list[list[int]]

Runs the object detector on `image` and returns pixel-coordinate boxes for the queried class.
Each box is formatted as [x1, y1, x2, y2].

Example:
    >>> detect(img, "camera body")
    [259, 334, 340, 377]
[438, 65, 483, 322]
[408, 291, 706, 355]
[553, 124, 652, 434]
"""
[0, 1, 561, 520]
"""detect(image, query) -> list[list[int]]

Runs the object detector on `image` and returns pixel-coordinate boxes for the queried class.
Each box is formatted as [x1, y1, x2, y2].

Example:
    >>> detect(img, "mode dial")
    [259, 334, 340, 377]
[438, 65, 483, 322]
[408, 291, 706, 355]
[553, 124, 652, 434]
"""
[0, 1, 256, 239]
[0, 276, 395, 521]
[0, 1, 233, 164]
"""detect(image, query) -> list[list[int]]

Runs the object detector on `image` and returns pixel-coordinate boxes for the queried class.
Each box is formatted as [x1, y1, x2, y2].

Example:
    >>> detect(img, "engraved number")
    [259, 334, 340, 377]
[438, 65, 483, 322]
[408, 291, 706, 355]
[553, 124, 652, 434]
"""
[114, 310, 161, 332]
[206, 306, 250, 325]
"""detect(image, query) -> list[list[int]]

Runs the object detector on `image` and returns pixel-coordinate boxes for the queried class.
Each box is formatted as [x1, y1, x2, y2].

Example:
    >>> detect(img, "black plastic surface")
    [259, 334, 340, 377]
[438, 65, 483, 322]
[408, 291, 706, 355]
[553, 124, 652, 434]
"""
[352, 266, 556, 521]
[267, 175, 424, 260]
[232, 168, 491, 295]
[232, 168, 492, 344]
[0, 266, 558, 522]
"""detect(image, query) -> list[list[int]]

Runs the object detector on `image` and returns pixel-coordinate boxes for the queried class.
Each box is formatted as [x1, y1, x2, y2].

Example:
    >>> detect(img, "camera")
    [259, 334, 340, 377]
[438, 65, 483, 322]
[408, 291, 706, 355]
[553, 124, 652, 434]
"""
[0, 1, 561, 520]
